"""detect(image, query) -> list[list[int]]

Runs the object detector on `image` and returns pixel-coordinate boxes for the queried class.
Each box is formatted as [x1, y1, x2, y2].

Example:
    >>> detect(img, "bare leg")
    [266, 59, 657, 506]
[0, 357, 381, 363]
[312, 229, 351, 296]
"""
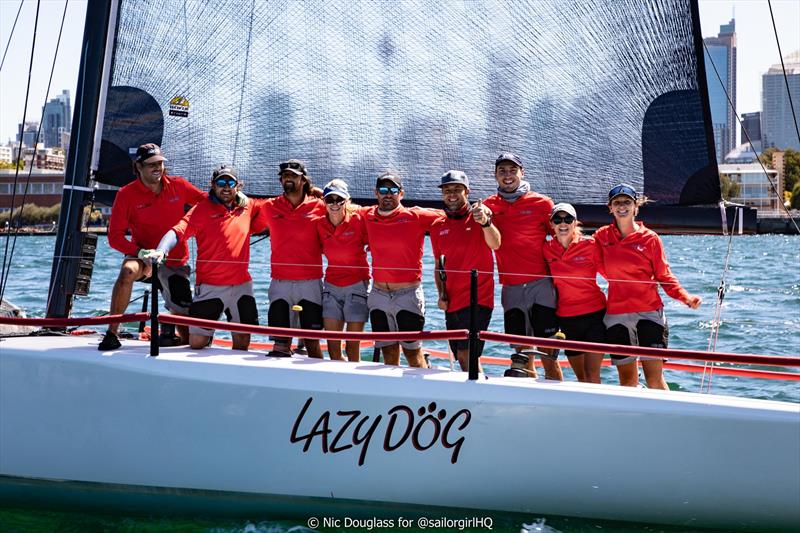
[231, 333, 250, 351]
[304, 339, 323, 359]
[540, 349, 563, 381]
[190, 333, 212, 350]
[616, 360, 639, 387]
[382, 344, 401, 366]
[456, 348, 483, 373]
[642, 359, 669, 390]
[584, 352, 604, 384]
[176, 324, 189, 343]
[345, 322, 365, 362]
[108, 258, 148, 335]
[567, 354, 586, 382]
[323, 317, 345, 361]
[403, 346, 428, 368]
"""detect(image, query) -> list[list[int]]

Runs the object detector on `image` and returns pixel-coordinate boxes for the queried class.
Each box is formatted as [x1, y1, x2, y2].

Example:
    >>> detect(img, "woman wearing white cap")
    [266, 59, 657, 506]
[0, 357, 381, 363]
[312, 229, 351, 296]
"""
[595, 184, 701, 389]
[543, 203, 607, 383]
[316, 179, 370, 361]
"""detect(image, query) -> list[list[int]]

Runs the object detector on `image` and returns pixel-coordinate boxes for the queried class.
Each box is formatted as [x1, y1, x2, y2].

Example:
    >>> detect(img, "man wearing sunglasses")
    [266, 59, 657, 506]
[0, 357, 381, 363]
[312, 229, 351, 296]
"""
[430, 170, 500, 372]
[483, 152, 562, 380]
[100, 143, 205, 351]
[251, 159, 326, 358]
[145, 165, 264, 351]
[362, 172, 443, 367]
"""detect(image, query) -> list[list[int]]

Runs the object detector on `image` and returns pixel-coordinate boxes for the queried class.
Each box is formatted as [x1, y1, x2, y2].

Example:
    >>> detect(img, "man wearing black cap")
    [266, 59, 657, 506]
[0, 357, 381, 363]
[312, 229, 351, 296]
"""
[251, 159, 327, 357]
[362, 171, 442, 367]
[146, 164, 263, 351]
[430, 170, 500, 371]
[101, 143, 205, 351]
[483, 153, 562, 380]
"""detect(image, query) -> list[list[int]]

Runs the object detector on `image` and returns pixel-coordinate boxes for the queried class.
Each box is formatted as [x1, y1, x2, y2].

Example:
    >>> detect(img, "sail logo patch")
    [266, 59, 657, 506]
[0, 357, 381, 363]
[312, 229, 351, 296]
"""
[168, 96, 190, 117]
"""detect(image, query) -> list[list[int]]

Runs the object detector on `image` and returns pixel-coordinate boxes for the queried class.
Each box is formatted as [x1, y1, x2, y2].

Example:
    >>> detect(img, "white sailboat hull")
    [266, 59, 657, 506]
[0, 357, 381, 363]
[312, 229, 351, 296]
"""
[1, 335, 798, 529]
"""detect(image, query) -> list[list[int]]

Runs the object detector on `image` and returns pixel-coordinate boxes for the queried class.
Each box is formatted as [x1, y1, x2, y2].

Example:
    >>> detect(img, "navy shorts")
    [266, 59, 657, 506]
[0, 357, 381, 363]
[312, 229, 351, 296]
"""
[558, 309, 607, 357]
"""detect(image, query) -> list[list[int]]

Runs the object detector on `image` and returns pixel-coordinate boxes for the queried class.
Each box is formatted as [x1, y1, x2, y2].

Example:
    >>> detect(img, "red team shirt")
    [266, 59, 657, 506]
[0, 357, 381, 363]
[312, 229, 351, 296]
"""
[430, 215, 494, 312]
[594, 223, 691, 314]
[362, 206, 442, 284]
[253, 196, 326, 281]
[108, 175, 205, 267]
[543, 236, 606, 317]
[316, 211, 370, 287]
[172, 198, 265, 286]
[483, 192, 554, 285]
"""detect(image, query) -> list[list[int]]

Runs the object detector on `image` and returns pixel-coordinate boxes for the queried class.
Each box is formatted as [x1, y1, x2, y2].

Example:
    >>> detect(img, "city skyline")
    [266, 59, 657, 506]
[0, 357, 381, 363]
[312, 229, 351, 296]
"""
[1, 0, 798, 147]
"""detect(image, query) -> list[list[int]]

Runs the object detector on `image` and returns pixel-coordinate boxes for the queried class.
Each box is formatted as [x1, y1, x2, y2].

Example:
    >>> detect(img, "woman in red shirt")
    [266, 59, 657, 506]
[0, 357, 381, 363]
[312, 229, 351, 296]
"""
[595, 184, 701, 389]
[543, 203, 606, 383]
[316, 179, 370, 361]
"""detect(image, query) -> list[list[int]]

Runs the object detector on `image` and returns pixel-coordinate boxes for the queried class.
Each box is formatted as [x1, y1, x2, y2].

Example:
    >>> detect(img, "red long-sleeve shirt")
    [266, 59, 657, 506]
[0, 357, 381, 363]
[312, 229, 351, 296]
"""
[543, 236, 606, 317]
[594, 223, 691, 314]
[317, 211, 370, 287]
[483, 192, 554, 285]
[107, 175, 205, 267]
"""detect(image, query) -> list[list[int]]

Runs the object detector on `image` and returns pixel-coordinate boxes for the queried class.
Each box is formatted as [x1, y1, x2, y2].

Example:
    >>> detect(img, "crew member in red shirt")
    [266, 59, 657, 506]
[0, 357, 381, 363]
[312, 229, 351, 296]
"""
[252, 160, 326, 358]
[317, 179, 370, 362]
[146, 165, 263, 351]
[595, 184, 702, 389]
[363, 172, 442, 367]
[430, 170, 500, 372]
[100, 143, 205, 351]
[543, 203, 607, 383]
[483, 153, 562, 380]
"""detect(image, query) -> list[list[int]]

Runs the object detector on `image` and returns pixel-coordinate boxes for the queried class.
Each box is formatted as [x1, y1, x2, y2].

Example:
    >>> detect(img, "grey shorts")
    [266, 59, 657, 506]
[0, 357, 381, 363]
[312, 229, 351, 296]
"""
[501, 278, 559, 351]
[268, 278, 323, 330]
[604, 308, 668, 366]
[126, 256, 191, 314]
[188, 281, 258, 336]
[368, 285, 425, 350]
[323, 280, 369, 322]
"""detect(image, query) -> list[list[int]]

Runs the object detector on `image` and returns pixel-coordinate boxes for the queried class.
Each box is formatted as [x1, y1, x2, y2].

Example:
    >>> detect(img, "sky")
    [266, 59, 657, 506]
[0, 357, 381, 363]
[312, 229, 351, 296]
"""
[0, 0, 798, 145]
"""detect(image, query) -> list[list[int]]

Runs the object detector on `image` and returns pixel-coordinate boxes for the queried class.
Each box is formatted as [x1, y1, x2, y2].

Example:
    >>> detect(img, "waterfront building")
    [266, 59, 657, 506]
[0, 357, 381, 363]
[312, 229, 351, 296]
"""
[0, 146, 12, 165]
[41, 90, 72, 149]
[740, 111, 761, 147]
[0, 169, 64, 212]
[704, 19, 737, 162]
[762, 50, 800, 151]
[718, 162, 781, 213]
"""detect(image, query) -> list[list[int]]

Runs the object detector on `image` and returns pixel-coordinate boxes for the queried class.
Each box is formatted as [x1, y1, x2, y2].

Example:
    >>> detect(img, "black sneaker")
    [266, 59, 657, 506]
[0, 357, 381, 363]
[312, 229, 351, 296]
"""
[98, 331, 121, 351]
[159, 334, 187, 347]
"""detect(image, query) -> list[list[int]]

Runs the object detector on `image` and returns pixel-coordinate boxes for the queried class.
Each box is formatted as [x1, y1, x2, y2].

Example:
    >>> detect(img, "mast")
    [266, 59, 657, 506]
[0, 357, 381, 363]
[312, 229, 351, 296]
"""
[46, 0, 116, 318]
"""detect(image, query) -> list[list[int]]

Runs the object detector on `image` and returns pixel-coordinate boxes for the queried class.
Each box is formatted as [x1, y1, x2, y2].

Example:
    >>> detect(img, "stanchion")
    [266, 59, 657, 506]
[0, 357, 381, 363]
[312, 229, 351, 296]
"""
[150, 263, 159, 357]
[468, 269, 479, 380]
[138, 289, 150, 333]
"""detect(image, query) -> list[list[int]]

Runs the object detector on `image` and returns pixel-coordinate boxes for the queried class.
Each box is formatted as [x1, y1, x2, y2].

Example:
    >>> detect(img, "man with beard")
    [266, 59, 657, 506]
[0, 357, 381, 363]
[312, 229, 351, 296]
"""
[483, 153, 562, 380]
[252, 160, 326, 357]
[144, 165, 262, 350]
[362, 172, 442, 367]
[430, 170, 500, 372]
[100, 143, 205, 351]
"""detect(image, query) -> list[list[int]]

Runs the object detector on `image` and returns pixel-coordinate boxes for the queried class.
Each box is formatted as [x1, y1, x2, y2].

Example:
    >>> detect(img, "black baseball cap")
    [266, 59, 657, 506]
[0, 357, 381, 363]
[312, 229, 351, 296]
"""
[608, 183, 638, 202]
[438, 170, 470, 189]
[278, 159, 307, 176]
[212, 164, 238, 182]
[376, 172, 402, 189]
[495, 152, 523, 168]
[135, 143, 167, 164]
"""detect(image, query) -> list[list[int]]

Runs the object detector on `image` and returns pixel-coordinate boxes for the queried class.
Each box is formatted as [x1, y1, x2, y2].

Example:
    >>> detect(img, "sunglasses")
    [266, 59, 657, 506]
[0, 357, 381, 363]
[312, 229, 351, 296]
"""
[608, 185, 637, 201]
[551, 214, 575, 225]
[377, 186, 400, 195]
[279, 161, 304, 172]
[214, 178, 237, 188]
[325, 196, 346, 205]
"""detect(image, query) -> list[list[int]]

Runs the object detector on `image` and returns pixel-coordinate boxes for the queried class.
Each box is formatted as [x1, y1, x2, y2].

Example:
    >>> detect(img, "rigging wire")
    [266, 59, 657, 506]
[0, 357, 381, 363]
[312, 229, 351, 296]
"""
[702, 39, 800, 233]
[767, 0, 800, 147]
[0, 0, 42, 302]
[0, 0, 25, 73]
[0, 0, 70, 305]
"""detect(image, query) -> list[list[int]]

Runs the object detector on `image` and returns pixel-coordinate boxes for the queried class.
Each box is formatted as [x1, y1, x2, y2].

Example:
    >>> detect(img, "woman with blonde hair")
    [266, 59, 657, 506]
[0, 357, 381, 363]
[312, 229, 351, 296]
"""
[316, 179, 369, 361]
[595, 184, 701, 389]
[543, 203, 606, 383]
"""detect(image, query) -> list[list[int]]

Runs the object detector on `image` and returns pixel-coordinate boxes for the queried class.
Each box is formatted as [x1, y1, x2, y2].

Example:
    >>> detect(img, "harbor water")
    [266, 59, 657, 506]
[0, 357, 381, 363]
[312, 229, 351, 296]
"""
[1, 234, 798, 532]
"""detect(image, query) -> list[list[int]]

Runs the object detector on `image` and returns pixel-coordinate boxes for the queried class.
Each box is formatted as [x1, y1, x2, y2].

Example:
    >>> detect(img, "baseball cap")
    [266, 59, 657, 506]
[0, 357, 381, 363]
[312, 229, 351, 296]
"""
[376, 172, 402, 189]
[212, 164, 238, 182]
[278, 159, 307, 176]
[323, 179, 350, 199]
[495, 152, 523, 168]
[608, 183, 638, 202]
[135, 143, 167, 164]
[438, 170, 470, 189]
[551, 202, 577, 219]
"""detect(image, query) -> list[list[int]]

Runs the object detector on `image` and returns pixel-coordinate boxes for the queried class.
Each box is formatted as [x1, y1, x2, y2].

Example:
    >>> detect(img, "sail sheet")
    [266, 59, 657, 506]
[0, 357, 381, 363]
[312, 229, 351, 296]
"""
[95, 0, 720, 205]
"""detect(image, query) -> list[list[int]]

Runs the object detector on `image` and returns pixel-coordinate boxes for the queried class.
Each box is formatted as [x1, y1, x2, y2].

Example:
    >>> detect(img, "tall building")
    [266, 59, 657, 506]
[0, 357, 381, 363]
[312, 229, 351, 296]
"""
[41, 90, 72, 148]
[16, 122, 41, 148]
[762, 50, 800, 151]
[740, 111, 761, 145]
[704, 18, 737, 162]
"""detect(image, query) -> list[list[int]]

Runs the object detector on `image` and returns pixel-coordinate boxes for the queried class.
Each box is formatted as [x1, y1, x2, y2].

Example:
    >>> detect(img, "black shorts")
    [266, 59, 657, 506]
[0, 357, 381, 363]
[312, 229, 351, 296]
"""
[445, 305, 492, 354]
[558, 309, 606, 357]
